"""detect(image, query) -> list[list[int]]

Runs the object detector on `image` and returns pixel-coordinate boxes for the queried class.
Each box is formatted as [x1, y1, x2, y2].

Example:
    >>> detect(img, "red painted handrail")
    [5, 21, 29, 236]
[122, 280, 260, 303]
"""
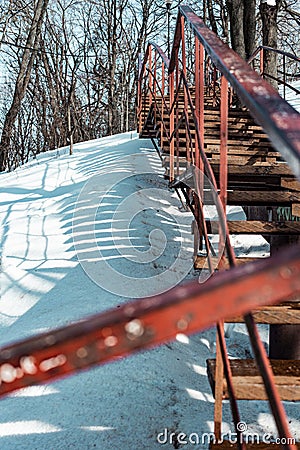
[0, 244, 299, 398]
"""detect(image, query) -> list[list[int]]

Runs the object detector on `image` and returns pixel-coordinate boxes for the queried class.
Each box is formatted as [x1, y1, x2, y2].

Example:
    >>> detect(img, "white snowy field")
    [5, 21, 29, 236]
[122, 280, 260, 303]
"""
[281, 80, 300, 113]
[0, 132, 299, 449]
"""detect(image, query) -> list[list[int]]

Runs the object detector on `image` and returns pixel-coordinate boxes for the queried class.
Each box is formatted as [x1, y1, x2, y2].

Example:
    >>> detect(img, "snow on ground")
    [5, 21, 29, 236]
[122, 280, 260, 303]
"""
[281, 80, 300, 113]
[0, 132, 299, 449]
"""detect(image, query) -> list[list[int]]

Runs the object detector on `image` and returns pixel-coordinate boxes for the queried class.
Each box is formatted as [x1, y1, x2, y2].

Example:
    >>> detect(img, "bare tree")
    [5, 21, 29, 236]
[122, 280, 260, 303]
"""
[0, 0, 12, 48]
[1, 0, 296, 171]
[0, 0, 49, 171]
[260, 0, 282, 89]
[226, 0, 256, 59]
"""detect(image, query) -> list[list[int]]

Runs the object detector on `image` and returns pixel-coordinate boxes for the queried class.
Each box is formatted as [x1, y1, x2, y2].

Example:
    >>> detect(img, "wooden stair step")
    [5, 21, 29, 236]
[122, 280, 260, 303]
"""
[162, 156, 188, 167]
[162, 167, 293, 182]
[140, 129, 157, 135]
[211, 163, 294, 177]
[226, 191, 300, 206]
[158, 119, 264, 134]
[210, 156, 281, 164]
[227, 300, 300, 324]
[205, 122, 264, 130]
[160, 127, 270, 140]
[281, 178, 300, 191]
[162, 141, 273, 149]
[207, 359, 300, 400]
[293, 203, 300, 217]
[164, 141, 274, 153]
[206, 220, 300, 235]
[159, 109, 263, 122]
[162, 152, 279, 165]
[164, 163, 297, 189]
[157, 120, 264, 131]
[187, 190, 299, 206]
[204, 112, 261, 121]
[194, 255, 264, 270]
[208, 138, 270, 145]
[209, 442, 300, 449]
[208, 148, 279, 157]
[139, 131, 157, 138]
[162, 148, 275, 160]
[168, 173, 294, 191]
[161, 136, 271, 146]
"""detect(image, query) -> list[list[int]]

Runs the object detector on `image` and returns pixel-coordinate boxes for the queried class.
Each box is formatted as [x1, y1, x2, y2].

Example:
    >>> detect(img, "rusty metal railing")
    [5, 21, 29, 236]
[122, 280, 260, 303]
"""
[137, 5, 300, 449]
[0, 245, 299, 398]
[248, 45, 300, 100]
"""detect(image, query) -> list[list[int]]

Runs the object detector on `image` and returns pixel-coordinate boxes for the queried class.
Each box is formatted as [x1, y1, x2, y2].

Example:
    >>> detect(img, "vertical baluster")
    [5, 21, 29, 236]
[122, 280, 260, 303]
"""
[153, 53, 157, 120]
[169, 70, 175, 182]
[195, 37, 200, 169]
[220, 75, 228, 212]
[161, 63, 165, 150]
[283, 54, 286, 100]
[149, 45, 152, 107]
[213, 74, 229, 443]
[194, 36, 201, 255]
[260, 47, 264, 76]
[175, 35, 180, 178]
[181, 16, 189, 166]
[137, 55, 142, 134]
[195, 39, 205, 177]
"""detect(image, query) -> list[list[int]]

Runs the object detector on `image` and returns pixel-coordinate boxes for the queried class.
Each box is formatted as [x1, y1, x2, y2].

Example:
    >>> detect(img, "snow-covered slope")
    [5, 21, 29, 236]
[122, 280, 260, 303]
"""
[281, 80, 300, 113]
[0, 133, 299, 449]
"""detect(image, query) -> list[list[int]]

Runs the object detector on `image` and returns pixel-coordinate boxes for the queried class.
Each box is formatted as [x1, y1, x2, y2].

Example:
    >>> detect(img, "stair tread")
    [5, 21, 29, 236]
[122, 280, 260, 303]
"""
[206, 220, 300, 235]
[211, 163, 294, 177]
[207, 358, 300, 401]
[227, 300, 300, 324]
[164, 173, 300, 204]
[194, 255, 264, 270]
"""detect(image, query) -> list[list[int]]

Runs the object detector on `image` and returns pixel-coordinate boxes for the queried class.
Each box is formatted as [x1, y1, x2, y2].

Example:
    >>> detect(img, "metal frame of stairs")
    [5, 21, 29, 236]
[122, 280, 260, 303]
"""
[137, 5, 300, 450]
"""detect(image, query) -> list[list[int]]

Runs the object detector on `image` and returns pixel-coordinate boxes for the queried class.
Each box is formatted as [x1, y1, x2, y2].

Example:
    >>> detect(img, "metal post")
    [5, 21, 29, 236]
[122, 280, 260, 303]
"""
[165, 0, 172, 59]
[153, 54, 157, 120]
[149, 45, 153, 106]
[161, 63, 165, 147]
[213, 76, 229, 442]
[169, 70, 175, 182]
[283, 54, 286, 100]
[181, 15, 189, 164]
[260, 47, 264, 76]
[220, 75, 228, 211]
[269, 234, 300, 360]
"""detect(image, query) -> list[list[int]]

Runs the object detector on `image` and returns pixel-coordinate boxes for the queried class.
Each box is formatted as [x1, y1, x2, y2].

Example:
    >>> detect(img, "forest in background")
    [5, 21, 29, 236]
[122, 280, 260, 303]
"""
[0, 0, 299, 171]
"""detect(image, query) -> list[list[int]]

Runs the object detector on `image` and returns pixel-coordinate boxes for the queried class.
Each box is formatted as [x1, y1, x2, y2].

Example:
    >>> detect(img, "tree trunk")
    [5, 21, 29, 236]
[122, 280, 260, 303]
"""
[243, 0, 256, 59]
[207, 0, 218, 35]
[226, 0, 256, 60]
[0, 0, 49, 171]
[260, 1, 279, 89]
[226, 0, 246, 59]
[67, 105, 73, 156]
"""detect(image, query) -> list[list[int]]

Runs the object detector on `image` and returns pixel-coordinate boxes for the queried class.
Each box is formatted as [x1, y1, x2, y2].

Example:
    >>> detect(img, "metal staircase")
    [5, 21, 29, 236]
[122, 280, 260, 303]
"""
[137, 5, 300, 449]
